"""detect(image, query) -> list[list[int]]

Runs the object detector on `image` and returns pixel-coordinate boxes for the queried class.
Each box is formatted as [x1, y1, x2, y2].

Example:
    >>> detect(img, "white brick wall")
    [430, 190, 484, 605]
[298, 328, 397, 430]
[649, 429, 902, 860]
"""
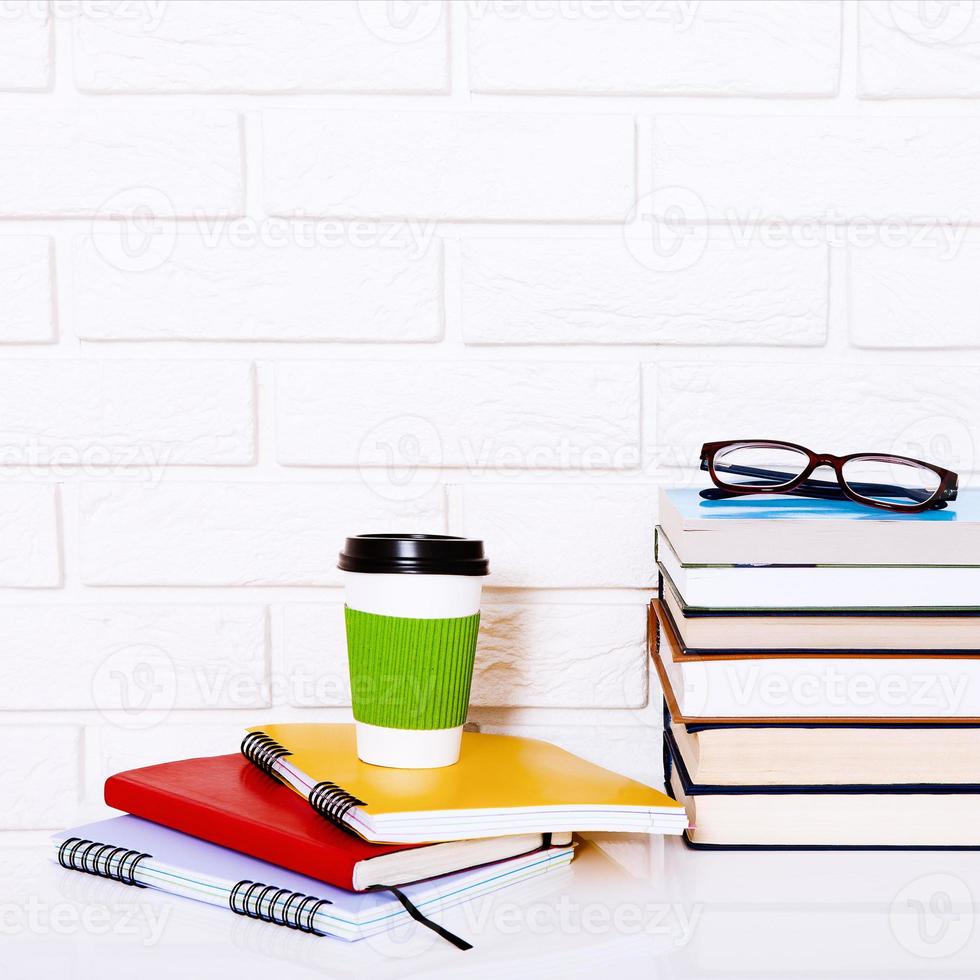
[262, 110, 635, 220]
[0, 110, 242, 216]
[0, 238, 54, 342]
[468, 0, 841, 95]
[858, 1, 980, 98]
[0, 360, 255, 464]
[73, 1, 450, 93]
[461, 237, 829, 345]
[0, 3, 51, 91]
[275, 360, 639, 466]
[73, 236, 444, 342]
[3, 0, 978, 833]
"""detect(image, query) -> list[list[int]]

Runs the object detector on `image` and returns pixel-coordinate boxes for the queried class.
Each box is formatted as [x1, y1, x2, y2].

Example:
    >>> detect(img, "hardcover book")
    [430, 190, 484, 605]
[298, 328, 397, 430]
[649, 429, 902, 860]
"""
[660, 573, 980, 654]
[659, 487, 980, 566]
[657, 527, 980, 611]
[665, 735, 980, 850]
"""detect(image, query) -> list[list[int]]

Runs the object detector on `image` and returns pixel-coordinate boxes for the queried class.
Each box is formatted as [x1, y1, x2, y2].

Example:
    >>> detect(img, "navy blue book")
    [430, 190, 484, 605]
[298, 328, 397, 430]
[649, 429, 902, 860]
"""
[664, 731, 980, 850]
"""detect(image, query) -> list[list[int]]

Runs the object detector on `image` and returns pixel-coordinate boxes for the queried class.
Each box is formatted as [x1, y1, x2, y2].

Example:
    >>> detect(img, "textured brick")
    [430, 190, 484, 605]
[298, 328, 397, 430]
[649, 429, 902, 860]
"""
[95, 722, 249, 781]
[652, 116, 980, 221]
[0, 2, 50, 91]
[849, 241, 980, 349]
[282, 603, 350, 708]
[0, 110, 241, 216]
[461, 237, 828, 346]
[74, 236, 442, 342]
[859, 1, 980, 97]
[74, 0, 448, 93]
[0, 361, 254, 465]
[0, 605, 268, 710]
[80, 484, 444, 585]
[263, 111, 634, 220]
[0, 237, 54, 342]
[0, 726, 80, 828]
[282, 600, 647, 708]
[653, 362, 980, 472]
[0, 486, 60, 587]
[276, 361, 639, 468]
[455, 484, 659, 587]
[470, 0, 840, 95]
[475, 602, 647, 707]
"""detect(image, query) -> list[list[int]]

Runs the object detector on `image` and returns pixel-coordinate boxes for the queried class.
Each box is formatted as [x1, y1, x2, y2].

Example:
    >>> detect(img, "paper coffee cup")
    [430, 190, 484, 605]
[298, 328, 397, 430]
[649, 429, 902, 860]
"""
[338, 534, 489, 769]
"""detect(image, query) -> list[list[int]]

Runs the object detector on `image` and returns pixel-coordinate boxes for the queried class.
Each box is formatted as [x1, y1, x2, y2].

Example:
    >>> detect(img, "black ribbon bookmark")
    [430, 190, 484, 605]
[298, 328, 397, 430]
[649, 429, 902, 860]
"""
[367, 884, 473, 950]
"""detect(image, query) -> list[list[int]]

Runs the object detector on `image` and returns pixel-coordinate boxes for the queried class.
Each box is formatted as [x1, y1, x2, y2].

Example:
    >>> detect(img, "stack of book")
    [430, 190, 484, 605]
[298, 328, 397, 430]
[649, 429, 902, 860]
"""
[654, 487, 980, 849]
[54, 723, 686, 946]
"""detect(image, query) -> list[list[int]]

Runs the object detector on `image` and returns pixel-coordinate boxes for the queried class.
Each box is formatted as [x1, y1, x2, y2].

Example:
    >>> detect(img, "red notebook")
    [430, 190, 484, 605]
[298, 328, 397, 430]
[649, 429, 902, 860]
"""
[105, 754, 563, 891]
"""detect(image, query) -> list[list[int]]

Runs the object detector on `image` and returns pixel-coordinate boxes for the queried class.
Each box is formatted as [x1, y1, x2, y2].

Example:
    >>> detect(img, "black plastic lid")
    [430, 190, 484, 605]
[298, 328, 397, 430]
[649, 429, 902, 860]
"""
[338, 534, 489, 576]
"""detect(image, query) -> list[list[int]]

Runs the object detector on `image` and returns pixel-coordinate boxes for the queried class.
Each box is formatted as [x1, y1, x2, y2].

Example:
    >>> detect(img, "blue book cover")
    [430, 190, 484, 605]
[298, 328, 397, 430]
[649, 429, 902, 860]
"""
[664, 487, 980, 524]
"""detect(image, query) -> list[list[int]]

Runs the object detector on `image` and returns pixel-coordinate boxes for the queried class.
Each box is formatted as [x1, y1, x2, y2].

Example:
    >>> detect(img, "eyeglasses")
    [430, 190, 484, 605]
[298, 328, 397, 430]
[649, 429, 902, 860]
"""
[699, 440, 958, 513]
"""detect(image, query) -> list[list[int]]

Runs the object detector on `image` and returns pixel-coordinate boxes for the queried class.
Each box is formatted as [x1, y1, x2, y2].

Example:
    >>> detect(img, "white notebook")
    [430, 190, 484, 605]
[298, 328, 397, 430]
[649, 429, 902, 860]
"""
[658, 527, 980, 611]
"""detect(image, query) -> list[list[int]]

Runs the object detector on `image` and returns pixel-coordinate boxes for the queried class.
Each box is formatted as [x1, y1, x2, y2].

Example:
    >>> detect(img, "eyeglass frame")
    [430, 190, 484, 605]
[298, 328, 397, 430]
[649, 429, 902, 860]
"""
[700, 439, 958, 513]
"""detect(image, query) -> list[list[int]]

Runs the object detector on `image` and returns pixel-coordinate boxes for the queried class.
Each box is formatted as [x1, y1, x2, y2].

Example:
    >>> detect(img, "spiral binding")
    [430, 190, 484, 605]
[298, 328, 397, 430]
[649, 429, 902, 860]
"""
[57, 837, 150, 888]
[229, 879, 332, 936]
[308, 781, 366, 831]
[241, 731, 292, 784]
[241, 731, 369, 834]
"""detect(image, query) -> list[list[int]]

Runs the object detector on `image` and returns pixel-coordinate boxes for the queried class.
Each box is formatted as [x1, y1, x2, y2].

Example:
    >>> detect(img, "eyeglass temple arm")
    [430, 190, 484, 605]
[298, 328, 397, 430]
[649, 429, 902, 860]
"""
[704, 461, 936, 504]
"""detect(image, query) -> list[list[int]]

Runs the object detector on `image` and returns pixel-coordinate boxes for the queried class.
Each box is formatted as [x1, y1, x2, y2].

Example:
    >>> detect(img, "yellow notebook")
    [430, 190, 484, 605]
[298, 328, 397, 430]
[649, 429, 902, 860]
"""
[242, 724, 687, 843]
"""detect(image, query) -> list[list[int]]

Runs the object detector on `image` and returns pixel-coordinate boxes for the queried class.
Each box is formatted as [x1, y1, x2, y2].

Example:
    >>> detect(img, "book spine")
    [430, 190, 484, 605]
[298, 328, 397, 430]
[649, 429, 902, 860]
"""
[57, 837, 151, 887]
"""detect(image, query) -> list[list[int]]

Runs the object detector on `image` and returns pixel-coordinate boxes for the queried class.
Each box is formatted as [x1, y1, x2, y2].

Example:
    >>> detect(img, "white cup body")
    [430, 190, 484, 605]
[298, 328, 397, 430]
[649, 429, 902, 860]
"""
[354, 720, 463, 769]
[343, 570, 483, 619]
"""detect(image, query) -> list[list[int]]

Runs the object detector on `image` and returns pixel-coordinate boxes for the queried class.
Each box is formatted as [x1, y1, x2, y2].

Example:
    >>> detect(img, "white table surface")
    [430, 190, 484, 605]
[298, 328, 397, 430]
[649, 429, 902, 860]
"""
[5, 834, 980, 978]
